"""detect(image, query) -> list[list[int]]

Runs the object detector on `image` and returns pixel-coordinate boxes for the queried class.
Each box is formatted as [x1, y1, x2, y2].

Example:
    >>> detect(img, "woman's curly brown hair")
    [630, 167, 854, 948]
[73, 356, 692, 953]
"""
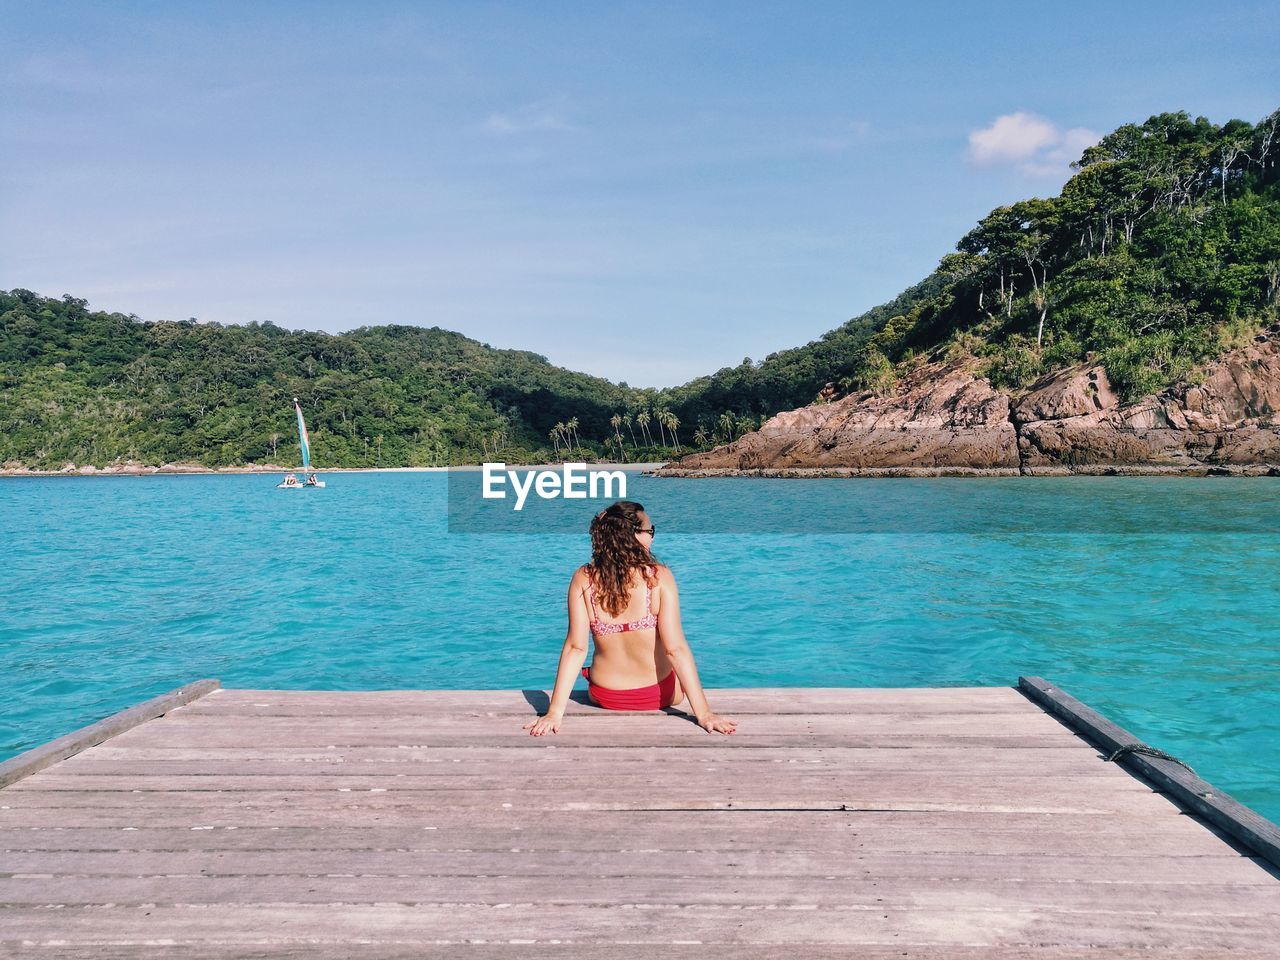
[585, 500, 663, 616]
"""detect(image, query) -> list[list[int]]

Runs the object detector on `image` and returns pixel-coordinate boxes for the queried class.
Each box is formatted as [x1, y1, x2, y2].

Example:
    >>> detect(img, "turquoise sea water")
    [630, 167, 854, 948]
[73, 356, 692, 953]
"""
[2, 472, 1278, 823]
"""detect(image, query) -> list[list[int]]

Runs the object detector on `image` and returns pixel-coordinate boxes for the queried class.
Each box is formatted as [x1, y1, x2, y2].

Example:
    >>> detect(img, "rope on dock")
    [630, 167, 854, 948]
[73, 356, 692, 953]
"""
[1106, 742, 1197, 776]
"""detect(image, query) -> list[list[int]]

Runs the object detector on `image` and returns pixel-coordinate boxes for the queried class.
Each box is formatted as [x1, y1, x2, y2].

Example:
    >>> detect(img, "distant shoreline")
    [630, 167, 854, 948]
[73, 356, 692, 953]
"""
[0, 462, 669, 479]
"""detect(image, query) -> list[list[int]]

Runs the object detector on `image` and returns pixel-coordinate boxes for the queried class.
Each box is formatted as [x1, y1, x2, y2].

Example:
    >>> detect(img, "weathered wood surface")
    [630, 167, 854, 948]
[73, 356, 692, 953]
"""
[1021, 675, 1280, 869]
[18, 949, 1280, 960]
[178, 686, 1035, 716]
[0, 680, 220, 789]
[2, 685, 1278, 957]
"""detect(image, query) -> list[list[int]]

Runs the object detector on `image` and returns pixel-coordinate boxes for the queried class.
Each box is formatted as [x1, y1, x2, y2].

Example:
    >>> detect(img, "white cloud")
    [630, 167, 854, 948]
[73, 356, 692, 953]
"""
[481, 100, 572, 136]
[968, 112, 1057, 163]
[967, 112, 1100, 177]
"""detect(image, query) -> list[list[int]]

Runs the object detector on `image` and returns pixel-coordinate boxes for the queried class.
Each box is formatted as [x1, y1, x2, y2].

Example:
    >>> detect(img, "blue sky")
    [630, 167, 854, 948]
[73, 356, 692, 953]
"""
[2, 2, 1276, 387]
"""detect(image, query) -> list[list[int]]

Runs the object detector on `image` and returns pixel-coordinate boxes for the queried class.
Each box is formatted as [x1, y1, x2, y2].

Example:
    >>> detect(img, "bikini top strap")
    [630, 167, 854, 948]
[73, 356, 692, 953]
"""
[585, 566, 652, 623]
[582, 570, 598, 621]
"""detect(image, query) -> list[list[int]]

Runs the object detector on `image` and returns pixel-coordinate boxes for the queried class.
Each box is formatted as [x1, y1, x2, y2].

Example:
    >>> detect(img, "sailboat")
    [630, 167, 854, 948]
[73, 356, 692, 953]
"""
[277, 398, 325, 489]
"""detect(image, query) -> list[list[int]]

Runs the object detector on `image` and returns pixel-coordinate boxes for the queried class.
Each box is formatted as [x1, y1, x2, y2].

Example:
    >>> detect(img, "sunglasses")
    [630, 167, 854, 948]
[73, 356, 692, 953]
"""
[635, 525, 656, 537]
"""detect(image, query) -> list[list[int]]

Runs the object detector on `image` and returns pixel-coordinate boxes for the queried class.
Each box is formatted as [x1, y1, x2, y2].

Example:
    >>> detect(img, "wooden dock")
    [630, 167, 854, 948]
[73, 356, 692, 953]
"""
[2, 680, 1280, 957]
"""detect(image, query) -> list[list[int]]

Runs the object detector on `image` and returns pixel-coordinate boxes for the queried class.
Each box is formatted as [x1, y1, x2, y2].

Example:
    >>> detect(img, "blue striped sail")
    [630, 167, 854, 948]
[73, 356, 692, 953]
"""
[294, 399, 311, 469]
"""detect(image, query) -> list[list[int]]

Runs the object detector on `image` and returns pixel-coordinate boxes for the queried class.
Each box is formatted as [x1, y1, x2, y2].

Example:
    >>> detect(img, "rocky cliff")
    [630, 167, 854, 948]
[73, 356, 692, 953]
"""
[655, 334, 1280, 477]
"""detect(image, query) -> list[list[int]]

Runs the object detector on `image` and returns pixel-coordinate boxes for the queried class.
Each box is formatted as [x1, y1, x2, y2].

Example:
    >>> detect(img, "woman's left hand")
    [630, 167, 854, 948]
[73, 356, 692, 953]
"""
[523, 714, 563, 736]
[697, 712, 737, 735]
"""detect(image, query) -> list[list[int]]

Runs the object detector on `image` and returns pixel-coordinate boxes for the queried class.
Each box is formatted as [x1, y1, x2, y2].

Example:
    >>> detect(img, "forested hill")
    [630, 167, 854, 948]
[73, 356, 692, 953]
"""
[834, 108, 1280, 403]
[0, 277, 943, 468]
[0, 300, 639, 467]
[3, 107, 1278, 470]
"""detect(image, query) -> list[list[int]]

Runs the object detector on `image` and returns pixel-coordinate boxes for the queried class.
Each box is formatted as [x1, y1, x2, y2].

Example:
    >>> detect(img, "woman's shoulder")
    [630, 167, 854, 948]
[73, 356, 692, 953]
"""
[575, 561, 669, 586]
[645, 562, 673, 585]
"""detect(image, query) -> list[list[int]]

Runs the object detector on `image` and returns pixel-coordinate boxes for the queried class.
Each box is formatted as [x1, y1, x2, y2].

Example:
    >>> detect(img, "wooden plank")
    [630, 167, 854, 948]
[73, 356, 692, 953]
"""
[1020, 675, 1280, 870]
[0, 820, 1244, 856]
[3, 807, 1208, 835]
[16, 945, 1279, 960]
[0, 680, 221, 790]
[186, 687, 1036, 716]
[96, 732, 1086, 750]
[49, 731, 1088, 750]
[5, 771, 1157, 793]
[47, 743, 1097, 763]
[206, 686, 1030, 700]
[125, 711, 1068, 734]
[3, 902, 1280, 949]
[2, 849, 1272, 884]
[43, 752, 1124, 779]
[0, 803, 1198, 834]
[0, 779, 1173, 814]
[5, 874, 1280, 913]
[108, 716, 1077, 753]
[5, 762, 1137, 784]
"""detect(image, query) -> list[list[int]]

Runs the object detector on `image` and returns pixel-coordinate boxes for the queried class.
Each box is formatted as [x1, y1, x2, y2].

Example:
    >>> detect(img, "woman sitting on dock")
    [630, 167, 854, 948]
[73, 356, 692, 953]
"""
[524, 500, 736, 736]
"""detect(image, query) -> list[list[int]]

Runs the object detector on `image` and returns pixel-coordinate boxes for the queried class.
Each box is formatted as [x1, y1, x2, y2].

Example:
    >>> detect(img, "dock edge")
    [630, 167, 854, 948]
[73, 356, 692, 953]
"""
[0, 678, 221, 790]
[1019, 675, 1280, 870]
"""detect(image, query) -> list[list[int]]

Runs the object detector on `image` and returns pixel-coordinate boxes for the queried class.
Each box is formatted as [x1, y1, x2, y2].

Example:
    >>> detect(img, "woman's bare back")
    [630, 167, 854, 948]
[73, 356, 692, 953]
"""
[582, 565, 675, 689]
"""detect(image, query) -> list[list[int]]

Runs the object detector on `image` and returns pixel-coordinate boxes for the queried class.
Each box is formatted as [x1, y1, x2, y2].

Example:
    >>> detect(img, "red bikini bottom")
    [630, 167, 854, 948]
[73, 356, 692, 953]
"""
[582, 667, 677, 710]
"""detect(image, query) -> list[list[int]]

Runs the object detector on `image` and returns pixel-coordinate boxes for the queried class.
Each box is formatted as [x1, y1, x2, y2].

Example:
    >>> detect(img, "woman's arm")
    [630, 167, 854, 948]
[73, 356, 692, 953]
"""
[524, 568, 592, 736]
[655, 568, 736, 735]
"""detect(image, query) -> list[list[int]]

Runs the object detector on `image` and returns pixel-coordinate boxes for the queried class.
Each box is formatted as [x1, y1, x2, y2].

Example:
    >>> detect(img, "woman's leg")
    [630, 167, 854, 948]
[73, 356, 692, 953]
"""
[667, 673, 684, 708]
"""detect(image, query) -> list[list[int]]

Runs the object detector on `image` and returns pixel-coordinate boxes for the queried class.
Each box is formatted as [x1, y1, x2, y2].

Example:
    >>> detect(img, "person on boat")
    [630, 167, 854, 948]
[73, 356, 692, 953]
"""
[305, 473, 319, 485]
[524, 500, 736, 736]
[282, 473, 298, 486]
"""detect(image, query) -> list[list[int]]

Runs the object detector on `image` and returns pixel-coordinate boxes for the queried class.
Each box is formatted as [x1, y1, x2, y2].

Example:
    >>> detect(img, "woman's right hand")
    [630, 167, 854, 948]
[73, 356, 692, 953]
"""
[523, 714, 563, 737]
[697, 712, 737, 735]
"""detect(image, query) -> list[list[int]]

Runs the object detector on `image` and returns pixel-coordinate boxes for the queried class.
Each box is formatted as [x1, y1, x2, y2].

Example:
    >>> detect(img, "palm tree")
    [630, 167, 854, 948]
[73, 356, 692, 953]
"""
[636, 411, 652, 446]
[663, 411, 681, 452]
[610, 414, 628, 462]
[567, 417, 580, 451]
[718, 411, 735, 443]
[654, 409, 669, 448]
[623, 413, 637, 447]
[552, 422, 565, 457]
[660, 414, 680, 455]
[694, 426, 709, 448]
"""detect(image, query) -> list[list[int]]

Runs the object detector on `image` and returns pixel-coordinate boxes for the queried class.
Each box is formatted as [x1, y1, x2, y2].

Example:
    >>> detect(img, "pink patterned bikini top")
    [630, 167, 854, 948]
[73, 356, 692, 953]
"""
[586, 575, 658, 635]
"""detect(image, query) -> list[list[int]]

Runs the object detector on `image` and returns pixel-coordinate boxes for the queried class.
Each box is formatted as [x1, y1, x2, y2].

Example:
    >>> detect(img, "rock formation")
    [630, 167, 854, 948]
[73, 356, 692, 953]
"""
[656, 335, 1280, 477]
